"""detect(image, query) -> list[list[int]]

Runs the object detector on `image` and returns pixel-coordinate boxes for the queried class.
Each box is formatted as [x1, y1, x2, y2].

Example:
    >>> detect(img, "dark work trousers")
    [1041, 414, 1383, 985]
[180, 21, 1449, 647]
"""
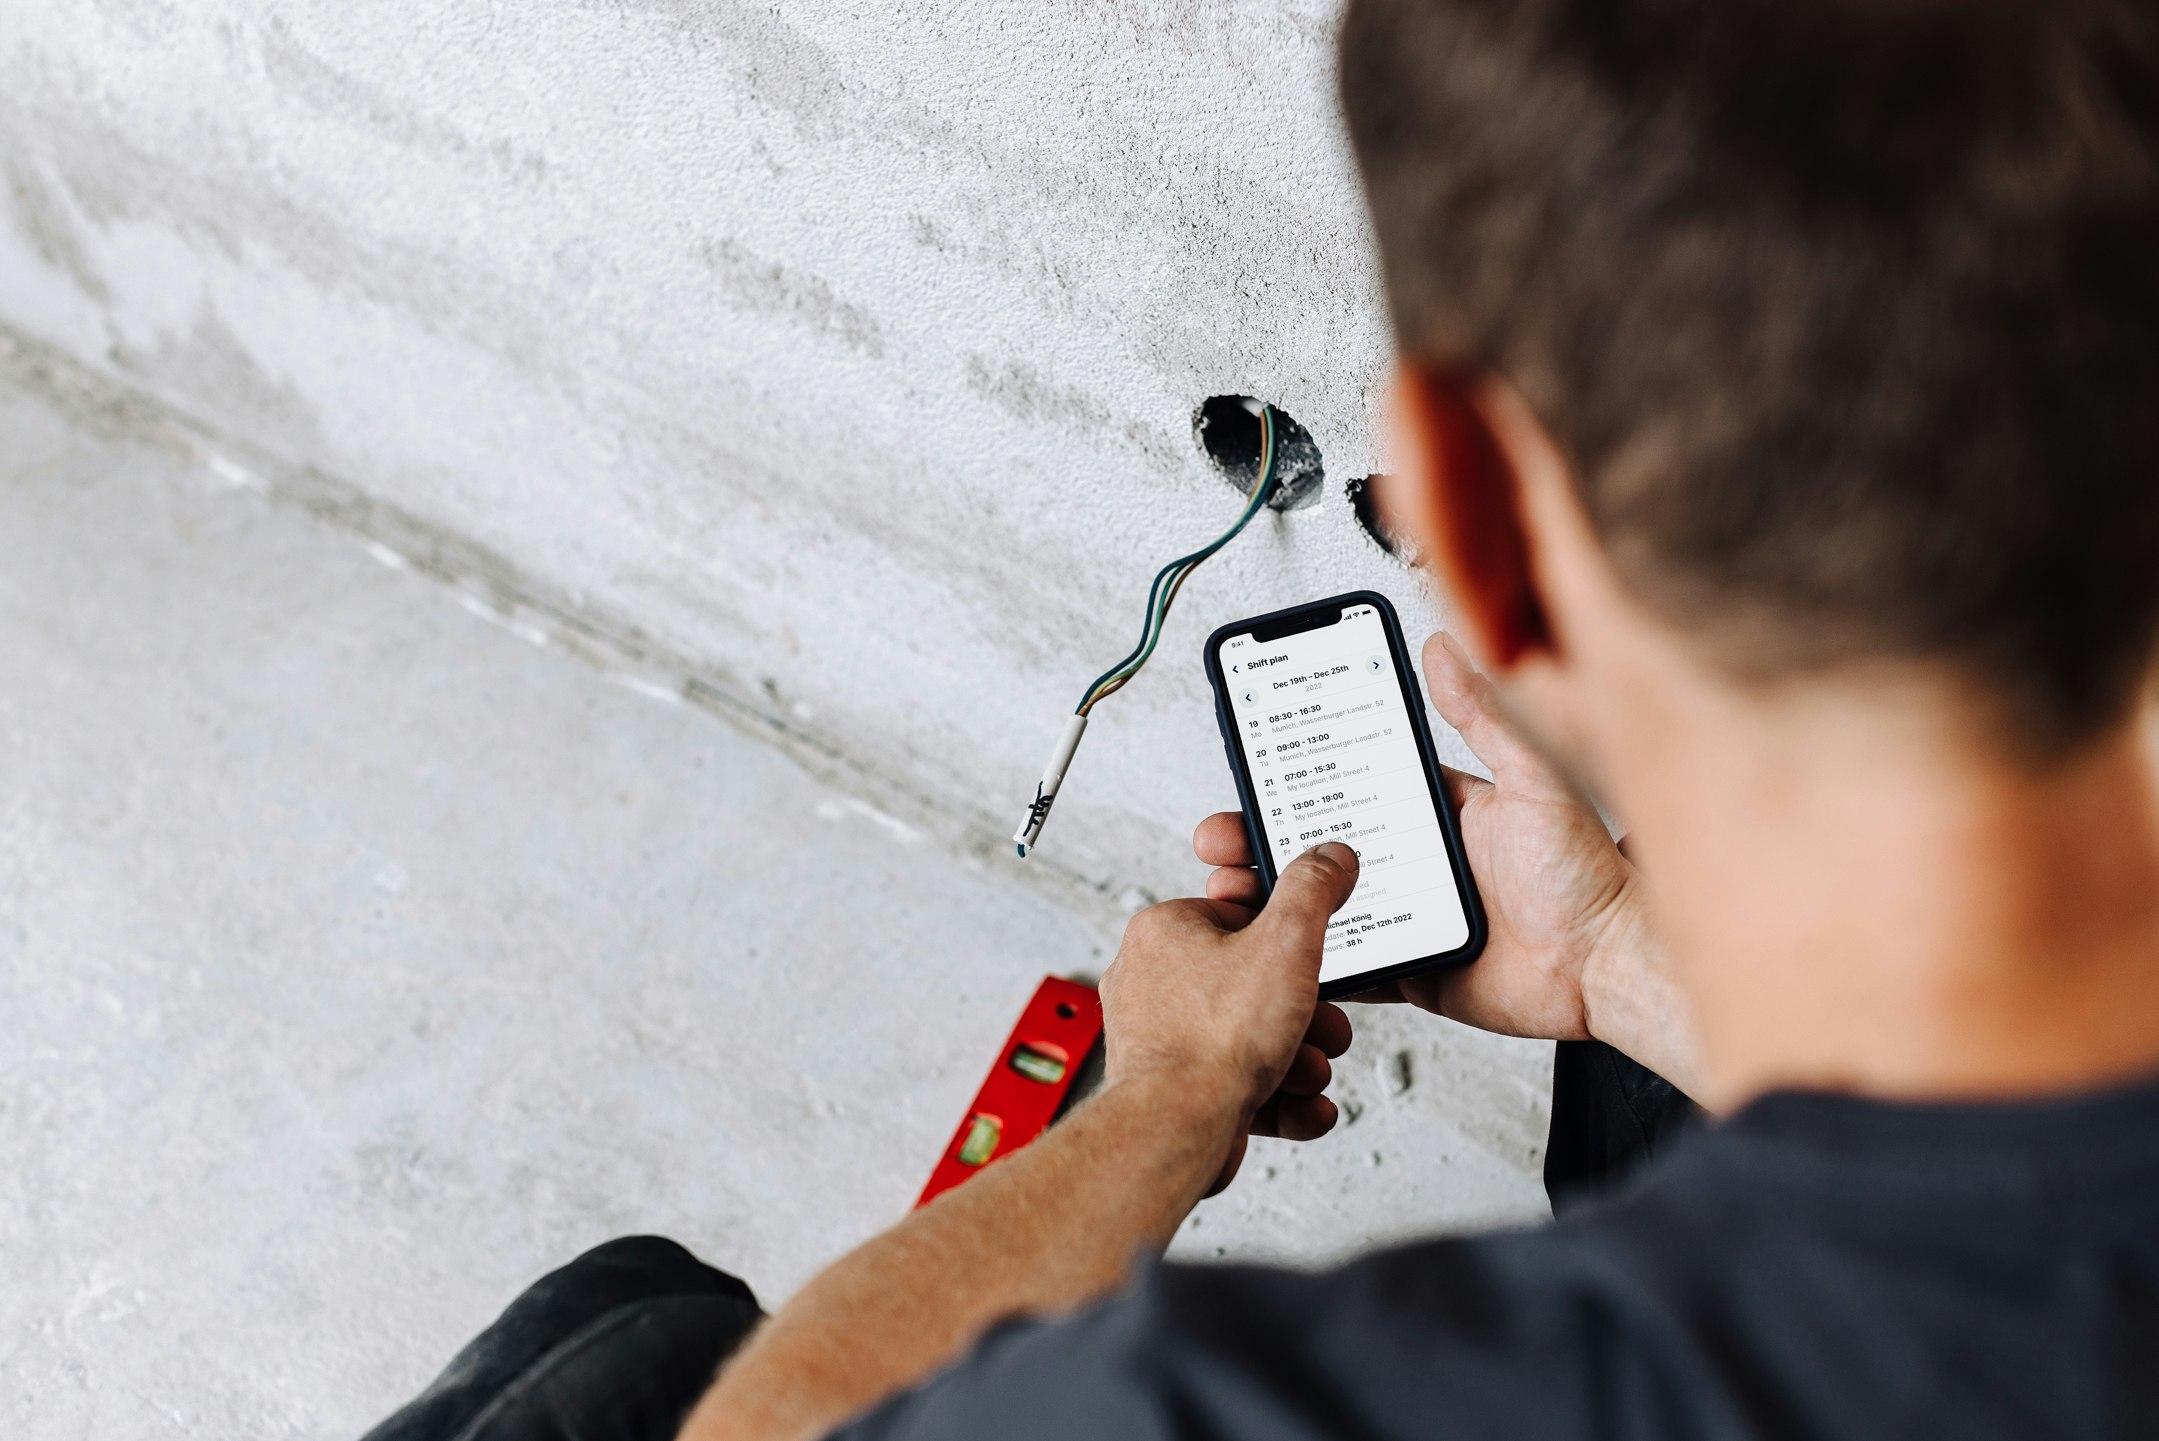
[362, 1042, 1696, 1440]
[359, 1236, 764, 1441]
[1543, 1038, 1701, 1213]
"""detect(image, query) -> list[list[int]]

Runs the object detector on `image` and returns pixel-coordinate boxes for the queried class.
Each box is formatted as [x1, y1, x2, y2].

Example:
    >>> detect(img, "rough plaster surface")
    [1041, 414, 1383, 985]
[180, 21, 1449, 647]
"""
[0, 373, 1551, 1438]
[0, 0, 1460, 904]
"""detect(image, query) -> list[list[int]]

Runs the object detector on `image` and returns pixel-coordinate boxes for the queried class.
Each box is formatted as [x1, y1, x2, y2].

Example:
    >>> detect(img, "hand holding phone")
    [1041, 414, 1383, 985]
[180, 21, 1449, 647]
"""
[1205, 592, 1486, 999]
[1198, 629, 1698, 1093]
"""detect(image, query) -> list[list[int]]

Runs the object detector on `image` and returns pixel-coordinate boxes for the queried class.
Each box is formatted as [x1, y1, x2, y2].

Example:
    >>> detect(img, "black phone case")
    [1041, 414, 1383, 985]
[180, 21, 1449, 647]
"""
[1203, 590, 1487, 1000]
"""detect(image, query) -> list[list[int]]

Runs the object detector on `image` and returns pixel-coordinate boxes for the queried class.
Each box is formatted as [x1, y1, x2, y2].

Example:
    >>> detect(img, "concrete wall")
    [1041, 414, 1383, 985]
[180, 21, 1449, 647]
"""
[0, 0, 1454, 907]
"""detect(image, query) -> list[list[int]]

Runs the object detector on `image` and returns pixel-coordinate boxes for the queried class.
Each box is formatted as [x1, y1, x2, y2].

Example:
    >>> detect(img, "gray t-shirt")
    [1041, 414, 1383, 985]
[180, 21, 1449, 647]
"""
[835, 1073, 2159, 1439]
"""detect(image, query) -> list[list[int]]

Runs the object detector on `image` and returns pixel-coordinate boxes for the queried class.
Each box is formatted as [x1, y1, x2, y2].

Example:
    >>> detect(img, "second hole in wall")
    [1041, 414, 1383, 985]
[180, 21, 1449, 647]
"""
[1345, 473, 1411, 560]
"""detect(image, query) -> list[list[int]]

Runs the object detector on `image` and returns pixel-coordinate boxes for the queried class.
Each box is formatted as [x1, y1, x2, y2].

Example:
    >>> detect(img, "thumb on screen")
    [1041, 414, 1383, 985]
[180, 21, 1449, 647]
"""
[1259, 843, 1360, 956]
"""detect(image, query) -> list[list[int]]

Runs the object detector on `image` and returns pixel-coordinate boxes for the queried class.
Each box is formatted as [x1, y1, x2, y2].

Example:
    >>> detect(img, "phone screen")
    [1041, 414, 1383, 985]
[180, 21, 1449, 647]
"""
[1216, 601, 1471, 986]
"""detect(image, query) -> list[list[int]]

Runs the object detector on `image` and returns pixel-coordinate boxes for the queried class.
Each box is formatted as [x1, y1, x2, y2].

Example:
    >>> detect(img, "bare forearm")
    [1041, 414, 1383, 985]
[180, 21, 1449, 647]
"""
[679, 1070, 1237, 1441]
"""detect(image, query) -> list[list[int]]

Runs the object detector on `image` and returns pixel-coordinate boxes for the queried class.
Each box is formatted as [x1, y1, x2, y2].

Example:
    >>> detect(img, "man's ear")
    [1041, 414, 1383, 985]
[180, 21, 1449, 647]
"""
[1385, 365, 1553, 670]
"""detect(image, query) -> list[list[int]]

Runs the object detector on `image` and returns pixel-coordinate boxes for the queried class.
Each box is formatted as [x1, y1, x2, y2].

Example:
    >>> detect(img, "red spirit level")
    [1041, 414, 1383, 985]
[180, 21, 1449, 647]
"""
[915, 975, 1104, 1208]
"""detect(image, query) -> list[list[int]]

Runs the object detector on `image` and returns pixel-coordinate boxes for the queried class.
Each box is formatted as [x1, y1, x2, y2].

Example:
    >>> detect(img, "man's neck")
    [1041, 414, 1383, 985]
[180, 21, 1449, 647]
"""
[1618, 681, 2159, 1113]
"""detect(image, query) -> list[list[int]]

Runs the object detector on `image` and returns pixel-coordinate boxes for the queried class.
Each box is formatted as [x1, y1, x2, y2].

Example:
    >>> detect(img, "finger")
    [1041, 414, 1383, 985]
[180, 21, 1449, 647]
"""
[1304, 1002, 1353, 1059]
[1193, 812, 1254, 867]
[1278, 1042, 1333, 1097]
[1205, 865, 1267, 907]
[1255, 842, 1361, 954]
[1264, 1093, 1339, 1143]
[1439, 762, 1493, 812]
[1422, 631, 1566, 798]
[1342, 982, 1407, 1005]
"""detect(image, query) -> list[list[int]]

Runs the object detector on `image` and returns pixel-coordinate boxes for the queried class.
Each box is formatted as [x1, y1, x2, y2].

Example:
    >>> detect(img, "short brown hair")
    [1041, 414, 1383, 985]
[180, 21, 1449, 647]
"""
[1340, 0, 2159, 750]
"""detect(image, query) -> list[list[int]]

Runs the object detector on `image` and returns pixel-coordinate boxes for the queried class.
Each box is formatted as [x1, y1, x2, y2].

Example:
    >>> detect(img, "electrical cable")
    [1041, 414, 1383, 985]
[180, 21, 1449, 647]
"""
[1013, 404, 1281, 858]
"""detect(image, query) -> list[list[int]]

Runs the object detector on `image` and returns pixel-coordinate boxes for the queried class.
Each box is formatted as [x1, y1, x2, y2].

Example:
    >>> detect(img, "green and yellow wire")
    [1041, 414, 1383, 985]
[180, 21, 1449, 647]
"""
[1014, 404, 1282, 857]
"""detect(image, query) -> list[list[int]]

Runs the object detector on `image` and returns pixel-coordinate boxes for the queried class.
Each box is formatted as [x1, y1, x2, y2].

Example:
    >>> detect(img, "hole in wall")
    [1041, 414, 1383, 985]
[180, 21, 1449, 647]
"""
[1193, 396, 1324, 511]
[1345, 473, 1409, 560]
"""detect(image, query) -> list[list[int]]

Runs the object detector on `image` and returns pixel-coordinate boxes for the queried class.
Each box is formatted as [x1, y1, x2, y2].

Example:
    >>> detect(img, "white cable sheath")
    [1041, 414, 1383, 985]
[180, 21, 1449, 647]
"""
[1012, 713, 1089, 858]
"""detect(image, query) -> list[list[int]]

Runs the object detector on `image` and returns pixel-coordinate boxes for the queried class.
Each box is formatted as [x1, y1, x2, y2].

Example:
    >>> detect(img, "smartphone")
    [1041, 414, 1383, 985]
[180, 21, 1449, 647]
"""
[1205, 591, 1485, 999]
